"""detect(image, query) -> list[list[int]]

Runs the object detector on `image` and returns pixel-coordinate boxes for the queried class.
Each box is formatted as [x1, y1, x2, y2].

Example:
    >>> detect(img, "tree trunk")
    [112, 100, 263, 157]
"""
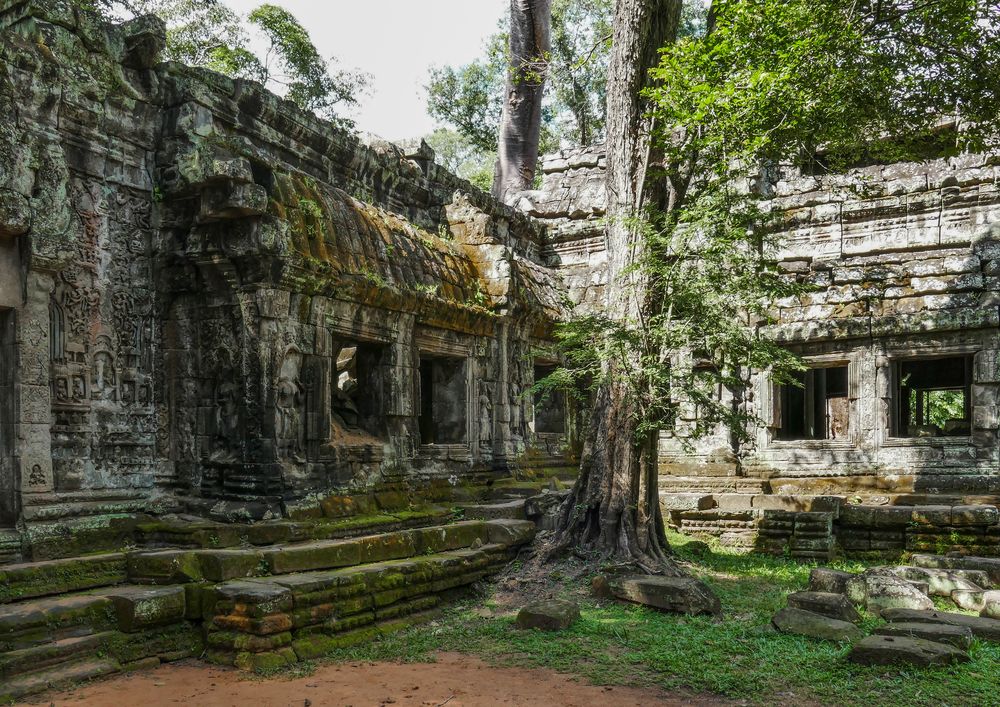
[493, 0, 552, 203]
[553, 0, 682, 572]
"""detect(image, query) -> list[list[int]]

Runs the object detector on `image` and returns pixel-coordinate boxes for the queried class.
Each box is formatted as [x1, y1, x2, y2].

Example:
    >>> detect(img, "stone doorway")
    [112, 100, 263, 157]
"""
[0, 308, 16, 526]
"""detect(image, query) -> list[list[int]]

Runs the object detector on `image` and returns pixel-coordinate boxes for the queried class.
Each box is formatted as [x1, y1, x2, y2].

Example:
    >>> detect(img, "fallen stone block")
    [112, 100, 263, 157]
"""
[847, 635, 969, 667]
[911, 554, 1000, 587]
[874, 622, 974, 650]
[890, 565, 987, 597]
[808, 568, 853, 595]
[979, 590, 1000, 620]
[881, 608, 1000, 642]
[953, 588, 987, 611]
[846, 569, 934, 616]
[106, 586, 186, 633]
[515, 599, 581, 631]
[771, 607, 863, 643]
[951, 505, 1000, 526]
[608, 575, 721, 617]
[786, 591, 861, 623]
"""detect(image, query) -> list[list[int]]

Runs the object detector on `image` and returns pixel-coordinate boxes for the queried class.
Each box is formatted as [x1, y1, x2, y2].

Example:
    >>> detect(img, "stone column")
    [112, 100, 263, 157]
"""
[16, 271, 55, 504]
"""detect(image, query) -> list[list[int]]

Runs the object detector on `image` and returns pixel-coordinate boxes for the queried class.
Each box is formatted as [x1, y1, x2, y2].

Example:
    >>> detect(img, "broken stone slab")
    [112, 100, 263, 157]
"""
[808, 568, 853, 595]
[889, 566, 987, 597]
[105, 585, 186, 633]
[605, 575, 722, 617]
[978, 591, 1000, 620]
[845, 569, 934, 616]
[771, 607, 863, 643]
[786, 591, 861, 623]
[847, 635, 970, 667]
[910, 553, 1000, 587]
[874, 622, 974, 650]
[881, 608, 1000, 642]
[953, 588, 987, 612]
[515, 599, 581, 631]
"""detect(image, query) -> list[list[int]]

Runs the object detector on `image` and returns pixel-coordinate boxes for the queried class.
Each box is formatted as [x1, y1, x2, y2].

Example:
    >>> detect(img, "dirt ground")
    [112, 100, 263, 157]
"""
[23, 652, 733, 707]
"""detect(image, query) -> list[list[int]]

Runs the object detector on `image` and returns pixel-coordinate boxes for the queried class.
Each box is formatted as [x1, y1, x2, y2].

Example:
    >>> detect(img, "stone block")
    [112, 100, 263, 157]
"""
[891, 566, 987, 597]
[263, 539, 362, 575]
[197, 550, 263, 582]
[839, 505, 912, 528]
[608, 575, 721, 617]
[881, 608, 1000, 641]
[847, 635, 969, 667]
[874, 622, 974, 650]
[978, 590, 1000, 620]
[515, 599, 580, 632]
[659, 493, 715, 511]
[808, 568, 854, 595]
[127, 550, 203, 584]
[951, 505, 1000, 526]
[786, 591, 861, 623]
[771, 607, 863, 643]
[845, 569, 934, 616]
[910, 506, 954, 527]
[484, 519, 536, 546]
[107, 586, 186, 633]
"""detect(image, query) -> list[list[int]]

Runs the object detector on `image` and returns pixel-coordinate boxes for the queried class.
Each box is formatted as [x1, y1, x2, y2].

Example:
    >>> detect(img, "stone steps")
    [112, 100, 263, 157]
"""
[0, 553, 128, 605]
[457, 499, 527, 521]
[0, 518, 535, 697]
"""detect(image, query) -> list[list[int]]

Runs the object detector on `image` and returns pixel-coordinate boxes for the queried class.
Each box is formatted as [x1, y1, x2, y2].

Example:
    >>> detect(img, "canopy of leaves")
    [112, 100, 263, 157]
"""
[546, 0, 1000, 448]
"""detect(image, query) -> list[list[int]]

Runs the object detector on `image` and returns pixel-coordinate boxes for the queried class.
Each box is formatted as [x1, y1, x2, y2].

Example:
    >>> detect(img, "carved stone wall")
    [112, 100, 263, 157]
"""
[526, 144, 1000, 502]
[0, 4, 577, 531]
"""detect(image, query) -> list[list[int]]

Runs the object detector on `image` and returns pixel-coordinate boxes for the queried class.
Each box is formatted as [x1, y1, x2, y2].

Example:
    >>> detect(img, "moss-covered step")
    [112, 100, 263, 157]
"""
[0, 553, 127, 604]
[457, 499, 527, 521]
[0, 594, 116, 652]
[0, 631, 114, 679]
[127, 548, 264, 584]
[0, 657, 121, 703]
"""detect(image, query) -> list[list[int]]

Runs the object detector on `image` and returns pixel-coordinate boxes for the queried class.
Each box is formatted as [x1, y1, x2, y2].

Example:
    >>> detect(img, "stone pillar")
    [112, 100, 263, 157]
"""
[16, 271, 55, 503]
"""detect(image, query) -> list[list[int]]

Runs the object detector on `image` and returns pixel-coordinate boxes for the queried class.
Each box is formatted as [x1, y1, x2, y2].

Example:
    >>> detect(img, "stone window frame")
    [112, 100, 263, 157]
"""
[414, 328, 477, 460]
[878, 341, 980, 448]
[763, 350, 861, 450]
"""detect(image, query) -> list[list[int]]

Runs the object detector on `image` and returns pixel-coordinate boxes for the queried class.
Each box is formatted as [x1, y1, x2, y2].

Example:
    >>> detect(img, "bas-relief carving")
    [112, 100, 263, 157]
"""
[276, 351, 306, 464]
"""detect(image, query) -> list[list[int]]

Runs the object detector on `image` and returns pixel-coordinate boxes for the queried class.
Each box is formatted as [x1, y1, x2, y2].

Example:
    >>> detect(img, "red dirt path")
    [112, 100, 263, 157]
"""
[21, 652, 735, 707]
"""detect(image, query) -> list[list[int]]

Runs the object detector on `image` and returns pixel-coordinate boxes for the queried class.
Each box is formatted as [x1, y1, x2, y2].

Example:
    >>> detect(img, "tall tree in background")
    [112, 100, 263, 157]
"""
[493, 0, 553, 202]
[549, 0, 1000, 572]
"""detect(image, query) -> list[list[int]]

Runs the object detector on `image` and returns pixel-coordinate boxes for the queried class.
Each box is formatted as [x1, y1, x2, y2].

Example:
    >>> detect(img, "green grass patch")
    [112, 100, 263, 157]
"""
[302, 531, 1000, 706]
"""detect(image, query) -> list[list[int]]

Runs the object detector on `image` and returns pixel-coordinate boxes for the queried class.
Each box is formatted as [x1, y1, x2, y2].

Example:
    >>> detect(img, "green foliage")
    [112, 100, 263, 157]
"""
[114, 1, 368, 127]
[421, 128, 495, 192]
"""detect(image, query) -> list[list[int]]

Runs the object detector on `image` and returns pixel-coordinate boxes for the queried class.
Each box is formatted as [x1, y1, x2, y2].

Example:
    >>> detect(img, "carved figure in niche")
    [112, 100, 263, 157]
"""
[28, 465, 45, 487]
[121, 380, 135, 405]
[478, 383, 492, 445]
[71, 375, 86, 403]
[54, 377, 69, 403]
[210, 379, 240, 463]
[276, 353, 306, 463]
[91, 351, 116, 400]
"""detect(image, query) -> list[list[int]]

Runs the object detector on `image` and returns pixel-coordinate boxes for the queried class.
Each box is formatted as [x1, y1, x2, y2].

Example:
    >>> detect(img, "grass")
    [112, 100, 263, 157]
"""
[293, 531, 1000, 706]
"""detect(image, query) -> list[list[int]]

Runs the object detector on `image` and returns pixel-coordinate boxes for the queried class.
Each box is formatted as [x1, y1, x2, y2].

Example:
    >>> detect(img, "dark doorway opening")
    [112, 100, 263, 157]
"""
[533, 364, 566, 434]
[777, 365, 850, 441]
[418, 355, 468, 444]
[0, 309, 17, 526]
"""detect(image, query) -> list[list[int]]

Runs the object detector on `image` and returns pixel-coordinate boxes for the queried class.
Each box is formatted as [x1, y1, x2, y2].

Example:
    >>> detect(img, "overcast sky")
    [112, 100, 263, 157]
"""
[223, 0, 508, 140]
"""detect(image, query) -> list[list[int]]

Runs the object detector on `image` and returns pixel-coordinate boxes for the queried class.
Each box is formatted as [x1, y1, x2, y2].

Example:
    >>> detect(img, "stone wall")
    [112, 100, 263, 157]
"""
[0, 3, 579, 542]
[526, 143, 1000, 517]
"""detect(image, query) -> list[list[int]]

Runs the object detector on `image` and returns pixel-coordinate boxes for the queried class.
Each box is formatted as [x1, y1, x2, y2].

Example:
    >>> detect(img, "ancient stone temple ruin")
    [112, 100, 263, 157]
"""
[526, 142, 1000, 561]
[1, 2, 1000, 699]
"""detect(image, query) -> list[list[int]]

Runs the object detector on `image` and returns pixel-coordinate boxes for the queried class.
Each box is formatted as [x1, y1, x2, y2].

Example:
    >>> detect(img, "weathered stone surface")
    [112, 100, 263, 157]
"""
[874, 622, 974, 650]
[808, 568, 853, 595]
[515, 600, 581, 631]
[106, 586, 186, 633]
[911, 554, 1000, 587]
[786, 591, 861, 623]
[771, 607, 863, 643]
[889, 566, 986, 597]
[978, 590, 1000, 619]
[609, 576, 722, 617]
[845, 570, 935, 616]
[881, 608, 1000, 642]
[847, 635, 970, 667]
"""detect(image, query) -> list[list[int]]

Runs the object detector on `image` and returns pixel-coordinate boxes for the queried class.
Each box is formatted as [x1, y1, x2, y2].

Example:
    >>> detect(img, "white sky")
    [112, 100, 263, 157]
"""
[223, 0, 508, 140]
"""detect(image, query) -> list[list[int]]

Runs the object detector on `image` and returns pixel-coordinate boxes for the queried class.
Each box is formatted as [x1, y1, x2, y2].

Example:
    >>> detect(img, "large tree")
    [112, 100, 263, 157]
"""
[493, 0, 553, 202]
[550, 0, 1000, 571]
